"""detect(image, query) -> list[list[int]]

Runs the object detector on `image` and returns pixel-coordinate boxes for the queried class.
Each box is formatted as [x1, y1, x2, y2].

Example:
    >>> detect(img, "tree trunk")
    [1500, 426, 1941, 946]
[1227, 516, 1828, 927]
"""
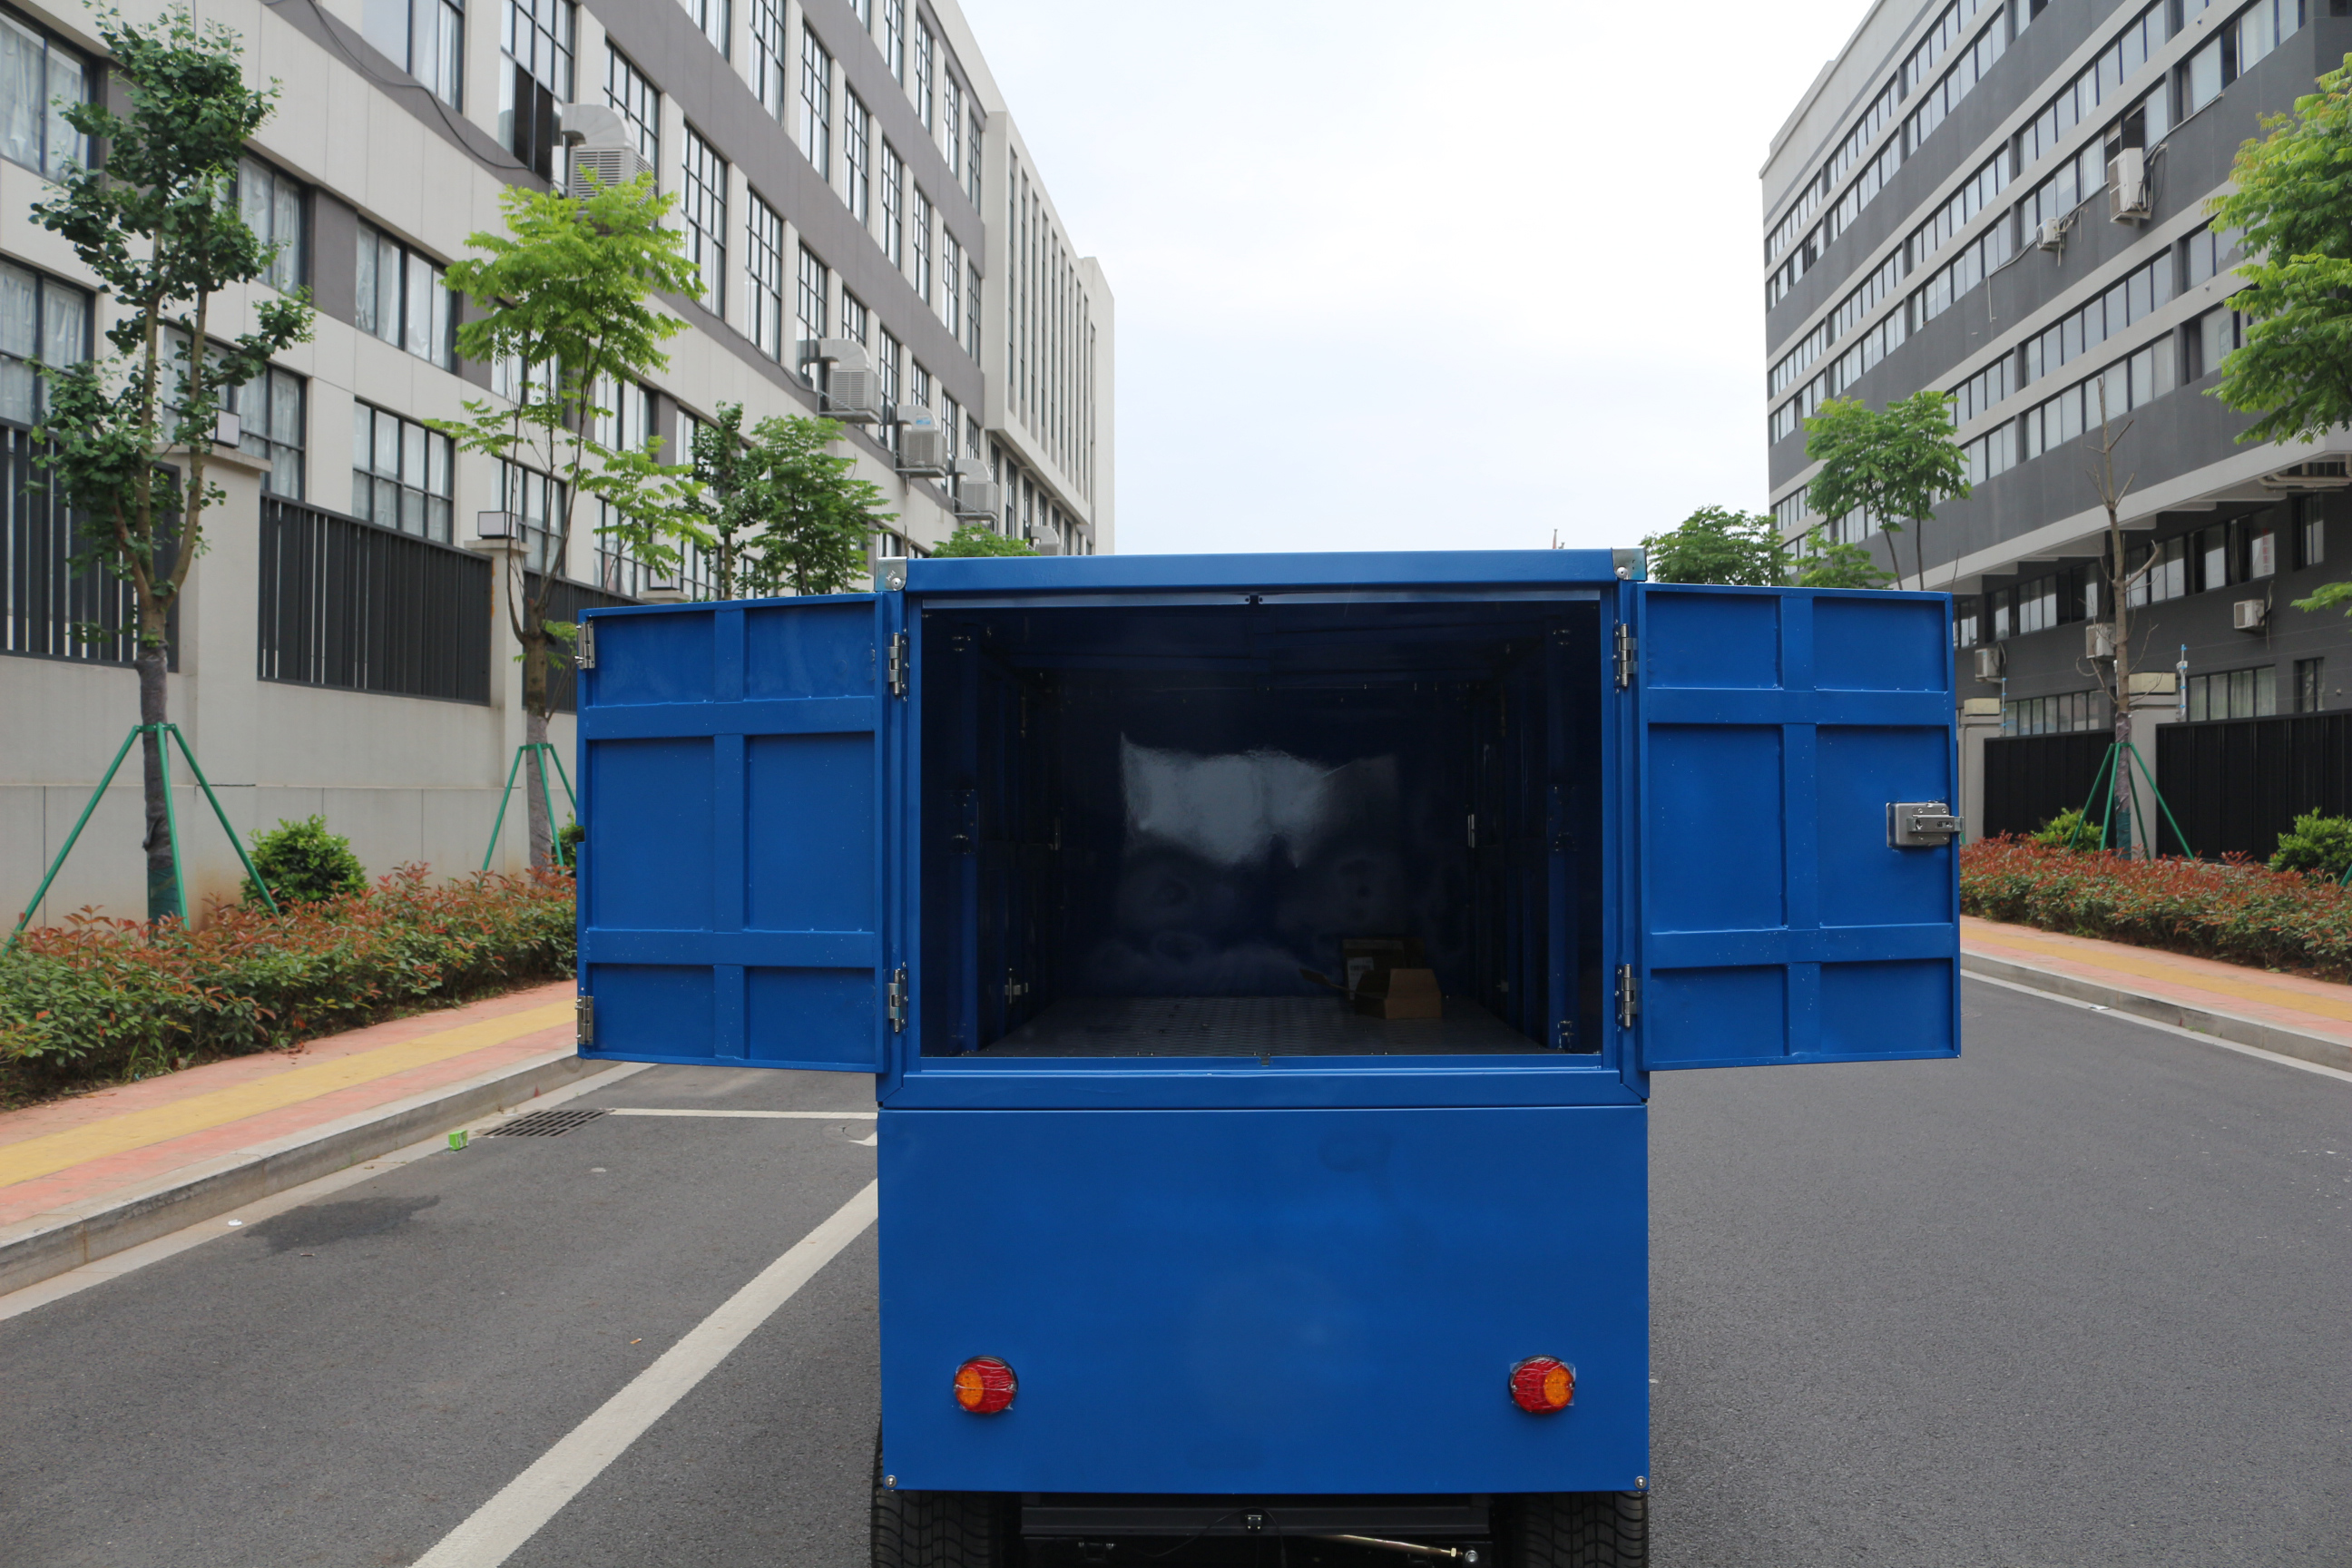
[520, 623, 553, 873]
[136, 602, 174, 926]
[524, 708, 552, 872]
[2111, 613, 2136, 858]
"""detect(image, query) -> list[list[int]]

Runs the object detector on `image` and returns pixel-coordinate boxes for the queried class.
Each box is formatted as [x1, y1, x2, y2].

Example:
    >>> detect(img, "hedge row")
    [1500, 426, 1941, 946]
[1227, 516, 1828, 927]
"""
[1960, 836, 2352, 979]
[0, 867, 576, 1103]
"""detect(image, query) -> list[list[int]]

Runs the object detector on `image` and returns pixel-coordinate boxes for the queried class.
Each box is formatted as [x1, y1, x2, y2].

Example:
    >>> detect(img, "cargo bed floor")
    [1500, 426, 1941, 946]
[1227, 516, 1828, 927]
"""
[975, 995, 1548, 1057]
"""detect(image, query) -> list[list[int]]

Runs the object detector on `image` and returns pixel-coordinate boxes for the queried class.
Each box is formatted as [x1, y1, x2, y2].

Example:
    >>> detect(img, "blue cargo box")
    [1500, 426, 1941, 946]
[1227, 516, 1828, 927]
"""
[571, 552, 1959, 1514]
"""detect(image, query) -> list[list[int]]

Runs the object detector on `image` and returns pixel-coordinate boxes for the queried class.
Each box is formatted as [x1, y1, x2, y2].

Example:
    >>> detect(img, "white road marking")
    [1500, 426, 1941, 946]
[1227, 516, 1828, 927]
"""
[1965, 973, 2352, 1086]
[603, 1106, 878, 1119]
[408, 1180, 879, 1568]
[0, 1063, 652, 1323]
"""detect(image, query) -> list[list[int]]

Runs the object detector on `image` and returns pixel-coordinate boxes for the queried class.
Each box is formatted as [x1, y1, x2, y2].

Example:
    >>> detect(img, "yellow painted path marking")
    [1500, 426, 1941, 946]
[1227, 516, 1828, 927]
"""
[0, 1001, 574, 1191]
[1967, 927, 2352, 1026]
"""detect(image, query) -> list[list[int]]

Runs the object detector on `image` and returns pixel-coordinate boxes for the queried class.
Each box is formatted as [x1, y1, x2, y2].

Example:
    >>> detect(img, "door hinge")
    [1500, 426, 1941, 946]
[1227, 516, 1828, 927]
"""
[1886, 800, 1962, 847]
[887, 965, 908, 1032]
[575, 995, 594, 1046]
[887, 632, 909, 697]
[1615, 965, 1639, 1029]
[575, 619, 596, 670]
[1613, 622, 1637, 689]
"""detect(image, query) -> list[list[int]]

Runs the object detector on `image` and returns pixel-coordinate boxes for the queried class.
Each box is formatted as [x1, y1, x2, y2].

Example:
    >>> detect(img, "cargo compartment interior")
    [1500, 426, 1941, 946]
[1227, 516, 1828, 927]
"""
[916, 597, 1604, 1060]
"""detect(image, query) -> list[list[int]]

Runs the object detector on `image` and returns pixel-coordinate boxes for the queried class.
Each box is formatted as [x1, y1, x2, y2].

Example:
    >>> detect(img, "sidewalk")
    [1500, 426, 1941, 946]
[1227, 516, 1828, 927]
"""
[1963, 916, 2352, 1073]
[0, 981, 607, 1295]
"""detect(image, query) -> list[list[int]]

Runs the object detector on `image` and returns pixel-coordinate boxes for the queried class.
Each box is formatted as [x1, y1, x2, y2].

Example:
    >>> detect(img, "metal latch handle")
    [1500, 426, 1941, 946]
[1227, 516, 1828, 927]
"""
[1886, 801, 1960, 847]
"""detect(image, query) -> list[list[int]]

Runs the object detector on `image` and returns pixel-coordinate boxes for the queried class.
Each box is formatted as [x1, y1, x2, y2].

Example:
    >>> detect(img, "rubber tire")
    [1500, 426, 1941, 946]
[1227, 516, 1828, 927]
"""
[1494, 1491, 1650, 1568]
[870, 1435, 1013, 1568]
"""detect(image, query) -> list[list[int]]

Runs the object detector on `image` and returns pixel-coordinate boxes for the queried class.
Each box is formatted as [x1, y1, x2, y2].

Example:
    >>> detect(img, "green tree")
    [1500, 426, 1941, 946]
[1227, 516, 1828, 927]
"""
[1793, 532, 1895, 589]
[435, 175, 704, 867]
[731, 414, 895, 596]
[1640, 505, 1786, 585]
[1803, 390, 1970, 592]
[2205, 56, 2352, 621]
[929, 521, 1035, 558]
[31, 6, 314, 924]
[685, 403, 760, 599]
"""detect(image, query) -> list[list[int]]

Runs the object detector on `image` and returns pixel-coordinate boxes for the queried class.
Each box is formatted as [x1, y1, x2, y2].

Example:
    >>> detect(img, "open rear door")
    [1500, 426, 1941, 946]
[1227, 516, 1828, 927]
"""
[1628, 584, 1959, 1070]
[575, 593, 902, 1072]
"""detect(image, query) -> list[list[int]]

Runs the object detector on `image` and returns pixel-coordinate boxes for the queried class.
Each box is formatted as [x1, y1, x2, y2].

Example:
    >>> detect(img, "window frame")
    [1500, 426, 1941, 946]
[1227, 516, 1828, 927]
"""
[0, 7, 94, 181]
[0, 259, 93, 427]
[681, 126, 730, 319]
[351, 400, 456, 543]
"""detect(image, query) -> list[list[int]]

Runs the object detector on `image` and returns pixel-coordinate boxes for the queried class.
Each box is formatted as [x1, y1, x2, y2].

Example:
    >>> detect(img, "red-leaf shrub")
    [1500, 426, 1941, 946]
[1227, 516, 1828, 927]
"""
[1, 867, 575, 1102]
[1961, 836, 2352, 979]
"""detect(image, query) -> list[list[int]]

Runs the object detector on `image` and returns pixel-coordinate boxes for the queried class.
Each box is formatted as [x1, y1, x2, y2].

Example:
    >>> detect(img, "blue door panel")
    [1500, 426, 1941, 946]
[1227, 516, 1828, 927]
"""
[579, 596, 897, 1073]
[587, 738, 714, 931]
[1633, 585, 1959, 1071]
[879, 1105, 1650, 1494]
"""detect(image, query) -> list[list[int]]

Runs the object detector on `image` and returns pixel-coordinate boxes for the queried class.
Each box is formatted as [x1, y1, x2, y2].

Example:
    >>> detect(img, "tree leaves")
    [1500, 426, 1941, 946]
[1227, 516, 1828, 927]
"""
[1802, 390, 1970, 591]
[1641, 505, 1786, 585]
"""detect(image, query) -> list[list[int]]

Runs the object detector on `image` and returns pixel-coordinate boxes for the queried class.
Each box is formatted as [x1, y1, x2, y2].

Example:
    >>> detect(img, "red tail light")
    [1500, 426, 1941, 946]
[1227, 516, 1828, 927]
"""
[1509, 1356, 1575, 1414]
[954, 1356, 1018, 1414]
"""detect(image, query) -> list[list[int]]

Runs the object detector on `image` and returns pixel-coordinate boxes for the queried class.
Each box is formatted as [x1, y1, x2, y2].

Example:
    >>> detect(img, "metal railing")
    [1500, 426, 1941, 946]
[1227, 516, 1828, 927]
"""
[258, 495, 491, 702]
[1, 423, 177, 666]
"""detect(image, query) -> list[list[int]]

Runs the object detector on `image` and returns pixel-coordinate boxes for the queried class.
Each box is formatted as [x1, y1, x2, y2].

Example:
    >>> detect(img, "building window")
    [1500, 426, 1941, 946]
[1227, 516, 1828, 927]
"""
[940, 231, 961, 331]
[746, 194, 784, 361]
[2246, 515, 2278, 579]
[795, 245, 828, 383]
[909, 358, 931, 412]
[605, 49, 660, 172]
[2125, 534, 2189, 605]
[940, 74, 961, 172]
[877, 328, 901, 446]
[500, 0, 573, 180]
[235, 157, 308, 293]
[965, 260, 981, 358]
[799, 26, 831, 177]
[2001, 691, 2106, 736]
[681, 127, 729, 318]
[591, 374, 654, 454]
[913, 18, 935, 126]
[0, 9, 92, 180]
[0, 260, 91, 426]
[966, 111, 983, 206]
[498, 458, 567, 575]
[2299, 496, 2327, 568]
[911, 188, 932, 301]
[879, 141, 905, 266]
[362, 0, 465, 106]
[2186, 664, 2277, 721]
[750, 0, 785, 115]
[352, 402, 454, 542]
[681, 0, 729, 59]
[232, 367, 305, 497]
[2296, 657, 2326, 712]
[843, 93, 871, 223]
[942, 394, 961, 462]
[840, 292, 867, 347]
[881, 0, 905, 82]
[2199, 524, 2231, 593]
[355, 224, 453, 368]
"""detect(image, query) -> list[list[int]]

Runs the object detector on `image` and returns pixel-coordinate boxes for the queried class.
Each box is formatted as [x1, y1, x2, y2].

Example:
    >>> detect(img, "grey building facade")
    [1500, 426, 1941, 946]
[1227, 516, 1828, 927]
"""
[1762, 0, 2352, 833]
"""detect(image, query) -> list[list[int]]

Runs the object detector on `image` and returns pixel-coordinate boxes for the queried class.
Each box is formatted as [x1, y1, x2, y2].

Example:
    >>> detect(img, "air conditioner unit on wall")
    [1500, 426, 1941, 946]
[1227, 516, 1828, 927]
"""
[895, 407, 948, 475]
[954, 480, 1003, 520]
[2085, 622, 2116, 660]
[2034, 218, 2066, 252]
[823, 368, 883, 422]
[2232, 598, 2269, 632]
[1973, 647, 2004, 681]
[2107, 148, 2151, 222]
[560, 104, 653, 199]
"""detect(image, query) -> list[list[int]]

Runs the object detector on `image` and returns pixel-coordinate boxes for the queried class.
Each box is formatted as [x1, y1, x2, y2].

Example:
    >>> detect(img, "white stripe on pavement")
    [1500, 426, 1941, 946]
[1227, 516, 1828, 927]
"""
[409, 1180, 879, 1568]
[603, 1107, 878, 1119]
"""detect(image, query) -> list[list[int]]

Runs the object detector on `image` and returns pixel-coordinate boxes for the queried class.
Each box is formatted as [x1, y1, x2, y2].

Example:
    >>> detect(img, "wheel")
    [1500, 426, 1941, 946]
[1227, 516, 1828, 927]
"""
[870, 1432, 1013, 1568]
[1494, 1491, 1649, 1568]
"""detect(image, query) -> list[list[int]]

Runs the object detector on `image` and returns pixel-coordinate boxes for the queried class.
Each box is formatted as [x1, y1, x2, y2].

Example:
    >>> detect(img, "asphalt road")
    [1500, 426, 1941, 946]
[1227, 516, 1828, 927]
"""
[0, 979, 2346, 1567]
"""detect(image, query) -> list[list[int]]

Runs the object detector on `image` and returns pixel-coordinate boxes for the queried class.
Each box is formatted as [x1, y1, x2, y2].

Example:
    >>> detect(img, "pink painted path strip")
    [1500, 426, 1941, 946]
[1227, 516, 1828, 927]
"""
[1963, 916, 2352, 1047]
[0, 981, 576, 1230]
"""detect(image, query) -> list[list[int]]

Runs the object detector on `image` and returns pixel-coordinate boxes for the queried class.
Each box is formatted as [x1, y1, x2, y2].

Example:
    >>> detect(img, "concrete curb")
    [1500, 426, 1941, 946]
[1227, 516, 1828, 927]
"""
[0, 1047, 615, 1298]
[1962, 951, 2352, 1073]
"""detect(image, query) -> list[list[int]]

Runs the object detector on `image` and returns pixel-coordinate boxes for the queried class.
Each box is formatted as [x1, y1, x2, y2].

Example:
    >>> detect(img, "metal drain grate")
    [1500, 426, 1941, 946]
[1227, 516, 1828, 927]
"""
[485, 1108, 609, 1138]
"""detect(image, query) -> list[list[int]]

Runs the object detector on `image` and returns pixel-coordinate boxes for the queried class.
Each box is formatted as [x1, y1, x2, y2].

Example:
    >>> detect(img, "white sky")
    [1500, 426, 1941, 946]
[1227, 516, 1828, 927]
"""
[956, 0, 1872, 555]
